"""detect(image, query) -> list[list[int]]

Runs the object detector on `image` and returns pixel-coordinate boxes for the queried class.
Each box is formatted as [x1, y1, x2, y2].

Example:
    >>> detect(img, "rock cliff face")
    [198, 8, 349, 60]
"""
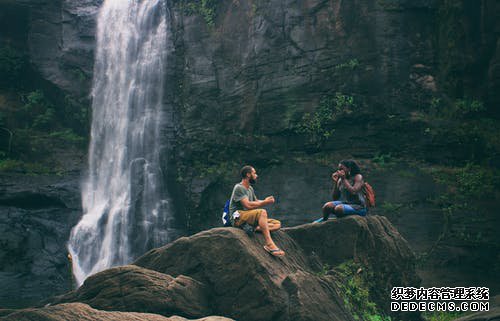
[1, 216, 421, 321]
[0, 172, 82, 308]
[1, 0, 499, 309]
[165, 0, 500, 229]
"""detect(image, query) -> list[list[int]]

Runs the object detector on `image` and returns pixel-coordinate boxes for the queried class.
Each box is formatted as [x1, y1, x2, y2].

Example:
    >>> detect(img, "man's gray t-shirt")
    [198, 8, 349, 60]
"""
[229, 183, 257, 214]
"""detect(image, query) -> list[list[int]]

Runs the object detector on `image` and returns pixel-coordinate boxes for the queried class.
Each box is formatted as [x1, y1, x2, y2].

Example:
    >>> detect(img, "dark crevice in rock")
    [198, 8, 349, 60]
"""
[0, 193, 67, 209]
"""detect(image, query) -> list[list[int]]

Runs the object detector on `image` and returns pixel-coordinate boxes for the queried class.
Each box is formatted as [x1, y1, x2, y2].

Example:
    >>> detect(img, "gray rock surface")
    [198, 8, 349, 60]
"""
[0, 172, 82, 308]
[134, 215, 418, 321]
[452, 307, 500, 321]
[51, 265, 212, 318]
[285, 215, 421, 319]
[0, 303, 234, 321]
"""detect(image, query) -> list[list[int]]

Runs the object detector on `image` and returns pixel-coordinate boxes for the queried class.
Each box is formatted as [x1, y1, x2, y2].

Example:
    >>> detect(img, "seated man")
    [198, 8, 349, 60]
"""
[229, 165, 284, 257]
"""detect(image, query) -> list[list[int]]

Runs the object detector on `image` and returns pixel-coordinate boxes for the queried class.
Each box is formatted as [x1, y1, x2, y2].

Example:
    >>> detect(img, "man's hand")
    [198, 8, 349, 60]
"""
[264, 196, 275, 205]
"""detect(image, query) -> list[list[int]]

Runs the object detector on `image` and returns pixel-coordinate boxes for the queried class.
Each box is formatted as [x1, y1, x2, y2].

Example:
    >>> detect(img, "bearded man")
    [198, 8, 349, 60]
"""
[229, 165, 284, 257]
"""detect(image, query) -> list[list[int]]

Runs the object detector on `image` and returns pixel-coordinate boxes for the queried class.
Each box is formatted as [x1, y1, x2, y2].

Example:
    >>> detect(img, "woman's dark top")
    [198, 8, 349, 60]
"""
[335, 177, 367, 210]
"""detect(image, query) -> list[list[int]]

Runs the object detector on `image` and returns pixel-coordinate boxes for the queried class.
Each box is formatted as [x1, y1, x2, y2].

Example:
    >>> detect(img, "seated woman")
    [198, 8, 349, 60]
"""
[318, 159, 367, 222]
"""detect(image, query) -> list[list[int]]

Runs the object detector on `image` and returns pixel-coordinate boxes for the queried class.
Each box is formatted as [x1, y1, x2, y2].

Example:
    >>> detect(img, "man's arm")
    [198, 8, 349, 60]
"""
[240, 196, 274, 210]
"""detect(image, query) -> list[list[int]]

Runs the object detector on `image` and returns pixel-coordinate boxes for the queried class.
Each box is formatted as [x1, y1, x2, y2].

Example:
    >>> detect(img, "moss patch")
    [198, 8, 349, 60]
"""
[332, 261, 392, 321]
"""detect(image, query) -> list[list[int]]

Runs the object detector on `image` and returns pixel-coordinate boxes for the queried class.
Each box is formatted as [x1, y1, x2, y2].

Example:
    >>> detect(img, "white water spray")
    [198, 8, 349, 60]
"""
[68, 0, 171, 286]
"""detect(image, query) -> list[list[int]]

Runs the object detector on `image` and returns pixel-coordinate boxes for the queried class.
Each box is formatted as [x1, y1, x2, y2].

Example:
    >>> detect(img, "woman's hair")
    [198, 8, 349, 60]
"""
[340, 159, 361, 177]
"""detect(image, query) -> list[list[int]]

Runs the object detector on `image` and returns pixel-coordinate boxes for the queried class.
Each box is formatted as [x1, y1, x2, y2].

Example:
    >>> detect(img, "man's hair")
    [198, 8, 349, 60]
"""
[240, 165, 254, 178]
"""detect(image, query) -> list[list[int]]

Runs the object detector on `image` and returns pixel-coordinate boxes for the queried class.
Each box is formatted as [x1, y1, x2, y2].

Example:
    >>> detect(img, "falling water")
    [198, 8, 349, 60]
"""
[68, 0, 171, 286]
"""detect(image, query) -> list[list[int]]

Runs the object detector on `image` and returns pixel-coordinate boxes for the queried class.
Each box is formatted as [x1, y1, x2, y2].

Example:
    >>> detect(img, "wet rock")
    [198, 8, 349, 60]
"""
[135, 227, 348, 321]
[285, 215, 421, 318]
[0, 173, 82, 308]
[0, 302, 233, 321]
[51, 265, 211, 319]
[452, 307, 500, 321]
[133, 216, 417, 321]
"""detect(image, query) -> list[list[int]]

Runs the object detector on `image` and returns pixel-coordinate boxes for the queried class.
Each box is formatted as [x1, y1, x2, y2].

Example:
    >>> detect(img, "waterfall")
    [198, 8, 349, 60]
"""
[68, 0, 171, 286]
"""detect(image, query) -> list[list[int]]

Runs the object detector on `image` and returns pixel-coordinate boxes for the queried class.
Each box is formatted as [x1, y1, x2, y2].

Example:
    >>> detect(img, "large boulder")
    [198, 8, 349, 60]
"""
[51, 265, 211, 318]
[135, 225, 353, 321]
[132, 215, 418, 321]
[0, 302, 233, 321]
[285, 215, 421, 313]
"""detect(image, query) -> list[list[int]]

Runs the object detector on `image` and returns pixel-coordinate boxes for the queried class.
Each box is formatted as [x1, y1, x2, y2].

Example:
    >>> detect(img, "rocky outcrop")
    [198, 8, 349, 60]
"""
[26, 0, 99, 95]
[285, 215, 420, 312]
[50, 265, 212, 318]
[28, 215, 418, 321]
[133, 228, 352, 321]
[453, 307, 500, 321]
[0, 303, 233, 321]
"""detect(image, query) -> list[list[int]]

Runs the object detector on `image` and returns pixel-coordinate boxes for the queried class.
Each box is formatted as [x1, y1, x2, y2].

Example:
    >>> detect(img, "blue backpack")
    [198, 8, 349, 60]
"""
[222, 199, 232, 227]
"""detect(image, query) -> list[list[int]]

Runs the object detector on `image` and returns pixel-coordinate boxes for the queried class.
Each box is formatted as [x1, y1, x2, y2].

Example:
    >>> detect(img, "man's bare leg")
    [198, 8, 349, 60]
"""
[258, 210, 284, 255]
[267, 221, 281, 232]
[255, 220, 281, 232]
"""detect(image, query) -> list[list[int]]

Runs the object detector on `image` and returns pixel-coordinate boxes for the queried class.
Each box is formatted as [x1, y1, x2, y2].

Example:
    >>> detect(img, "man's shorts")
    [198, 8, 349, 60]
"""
[234, 209, 280, 227]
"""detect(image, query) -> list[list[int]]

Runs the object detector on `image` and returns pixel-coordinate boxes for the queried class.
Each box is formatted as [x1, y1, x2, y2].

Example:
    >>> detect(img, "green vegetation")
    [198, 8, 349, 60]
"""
[333, 261, 391, 321]
[376, 0, 403, 11]
[0, 158, 53, 175]
[429, 163, 497, 228]
[422, 311, 466, 321]
[372, 153, 395, 168]
[396, 169, 416, 178]
[335, 59, 360, 71]
[0, 46, 27, 88]
[421, 162, 499, 255]
[295, 93, 355, 146]
[436, 1, 467, 97]
[380, 201, 404, 214]
[0, 88, 89, 174]
[429, 163, 496, 204]
[420, 95, 499, 164]
[314, 263, 331, 277]
[454, 98, 485, 115]
[430, 96, 486, 119]
[178, 0, 218, 27]
[68, 67, 89, 83]
[63, 94, 90, 135]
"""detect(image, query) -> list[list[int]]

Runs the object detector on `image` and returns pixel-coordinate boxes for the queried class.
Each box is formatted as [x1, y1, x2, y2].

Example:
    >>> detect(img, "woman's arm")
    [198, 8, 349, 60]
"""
[341, 174, 364, 194]
[331, 171, 341, 200]
[332, 182, 340, 200]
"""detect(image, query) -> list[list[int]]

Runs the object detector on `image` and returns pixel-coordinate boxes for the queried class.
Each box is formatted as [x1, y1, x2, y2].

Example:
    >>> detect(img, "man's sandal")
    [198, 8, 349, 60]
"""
[263, 245, 285, 257]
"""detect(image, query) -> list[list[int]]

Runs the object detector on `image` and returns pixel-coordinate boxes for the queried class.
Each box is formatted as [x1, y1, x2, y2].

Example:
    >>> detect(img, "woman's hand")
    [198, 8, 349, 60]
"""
[338, 169, 346, 178]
